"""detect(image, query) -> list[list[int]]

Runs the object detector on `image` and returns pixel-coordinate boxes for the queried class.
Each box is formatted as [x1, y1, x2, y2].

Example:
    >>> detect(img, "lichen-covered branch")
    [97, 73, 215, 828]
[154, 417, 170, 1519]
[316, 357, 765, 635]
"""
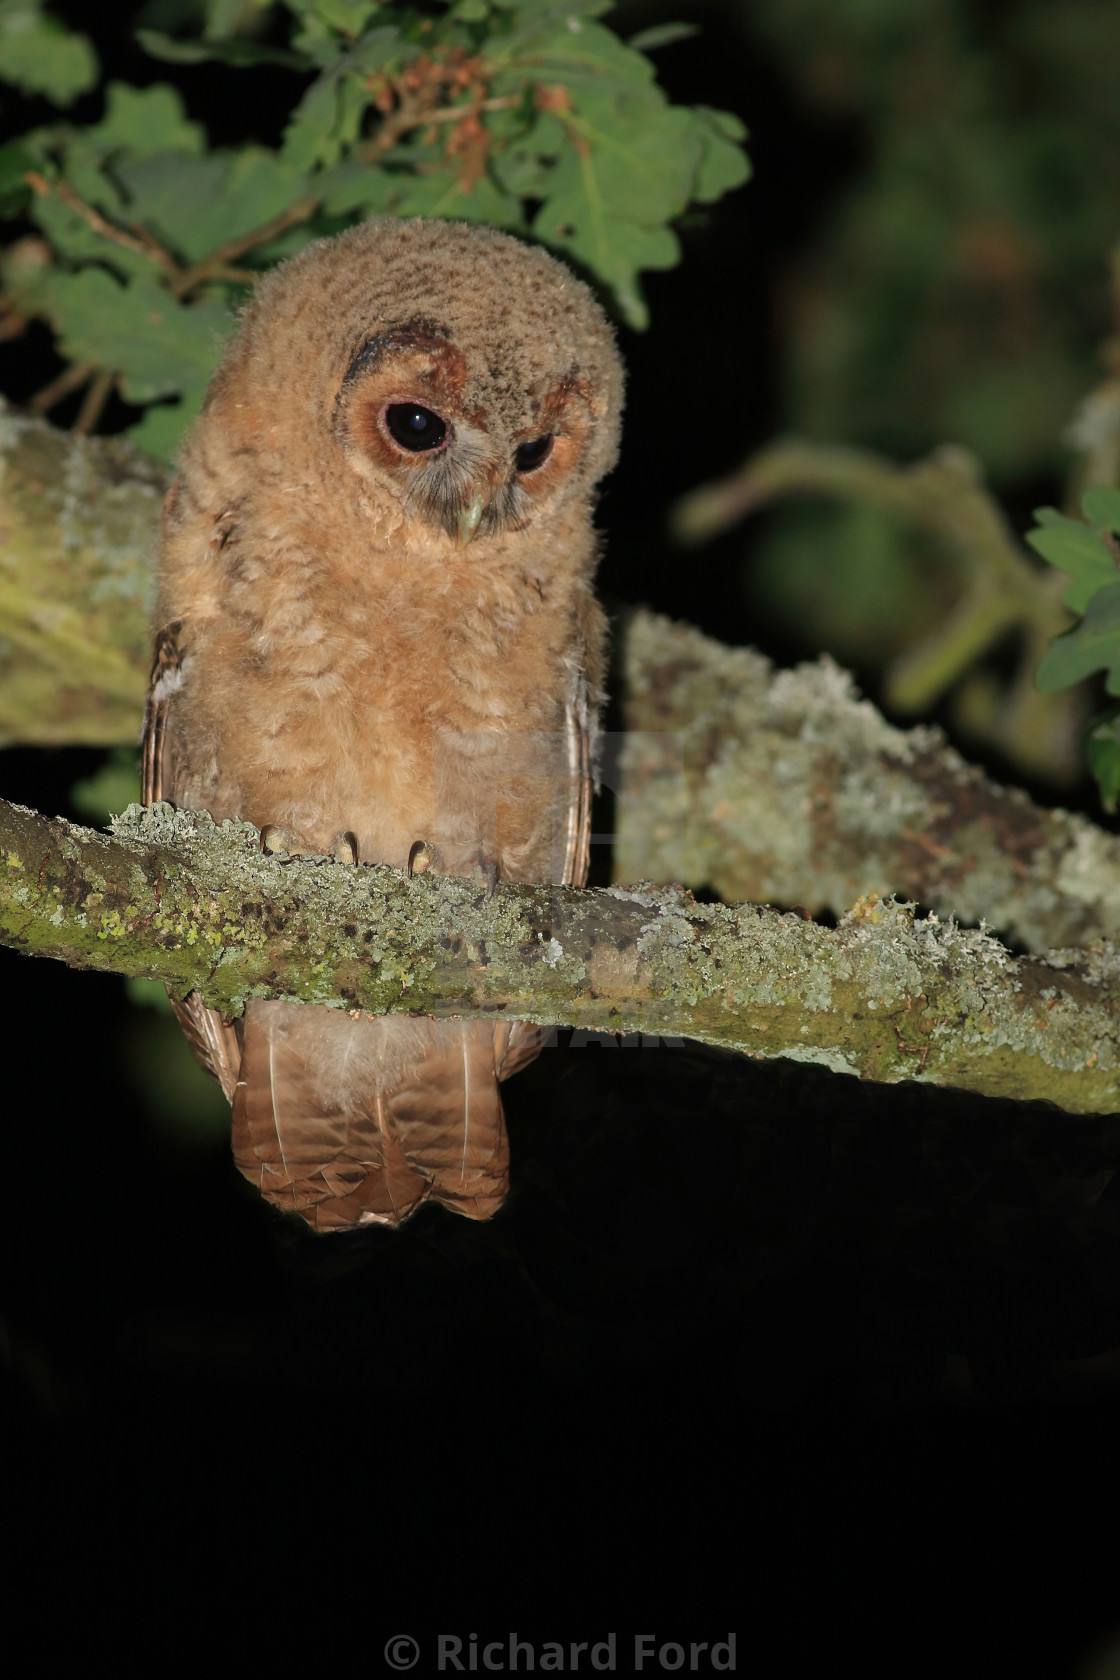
[0, 400, 164, 744]
[1, 796, 1118, 1115]
[617, 610, 1120, 955]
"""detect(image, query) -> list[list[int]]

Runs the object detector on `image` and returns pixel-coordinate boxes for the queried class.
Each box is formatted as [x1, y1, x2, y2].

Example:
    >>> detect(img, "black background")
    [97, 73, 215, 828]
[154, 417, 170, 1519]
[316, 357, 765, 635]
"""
[3, 7, 1119, 1674]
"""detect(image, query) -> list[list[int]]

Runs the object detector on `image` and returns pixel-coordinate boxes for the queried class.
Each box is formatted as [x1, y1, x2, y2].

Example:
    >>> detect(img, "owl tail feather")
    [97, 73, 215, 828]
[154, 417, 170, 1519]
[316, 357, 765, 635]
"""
[229, 1000, 539, 1232]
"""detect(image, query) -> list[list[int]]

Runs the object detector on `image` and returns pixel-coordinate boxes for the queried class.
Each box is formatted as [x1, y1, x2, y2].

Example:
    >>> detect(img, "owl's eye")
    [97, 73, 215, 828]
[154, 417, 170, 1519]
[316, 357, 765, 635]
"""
[514, 435, 553, 473]
[384, 403, 448, 452]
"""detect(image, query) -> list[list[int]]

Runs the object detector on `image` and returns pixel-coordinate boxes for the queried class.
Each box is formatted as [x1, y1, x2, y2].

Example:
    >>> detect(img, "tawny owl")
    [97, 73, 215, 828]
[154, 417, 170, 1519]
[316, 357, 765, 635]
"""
[142, 216, 623, 1232]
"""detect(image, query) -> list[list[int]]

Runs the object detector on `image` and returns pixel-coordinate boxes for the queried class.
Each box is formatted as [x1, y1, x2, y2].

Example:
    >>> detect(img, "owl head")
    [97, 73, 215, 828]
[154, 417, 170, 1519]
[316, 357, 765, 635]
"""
[197, 217, 623, 550]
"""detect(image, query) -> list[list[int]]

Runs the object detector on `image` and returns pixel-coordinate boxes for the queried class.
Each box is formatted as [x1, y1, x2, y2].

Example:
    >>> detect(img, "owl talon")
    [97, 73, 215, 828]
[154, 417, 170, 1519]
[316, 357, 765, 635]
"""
[260, 823, 299, 857]
[332, 830, 359, 865]
[408, 839, 439, 877]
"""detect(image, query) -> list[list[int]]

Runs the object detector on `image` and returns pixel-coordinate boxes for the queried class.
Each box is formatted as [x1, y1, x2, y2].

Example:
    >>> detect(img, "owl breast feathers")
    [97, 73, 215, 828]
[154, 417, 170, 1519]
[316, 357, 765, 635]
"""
[143, 216, 623, 1231]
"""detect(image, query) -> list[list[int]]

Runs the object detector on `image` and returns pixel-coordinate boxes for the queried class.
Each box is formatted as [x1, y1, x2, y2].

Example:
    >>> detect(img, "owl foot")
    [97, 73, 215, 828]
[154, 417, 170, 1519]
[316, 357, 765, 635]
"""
[331, 830, 359, 864]
[260, 823, 299, 857]
[408, 839, 440, 877]
[259, 824, 360, 864]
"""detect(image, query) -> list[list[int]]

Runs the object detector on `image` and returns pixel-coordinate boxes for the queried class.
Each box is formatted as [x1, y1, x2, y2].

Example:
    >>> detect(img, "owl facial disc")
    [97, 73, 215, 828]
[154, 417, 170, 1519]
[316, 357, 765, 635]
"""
[333, 314, 599, 547]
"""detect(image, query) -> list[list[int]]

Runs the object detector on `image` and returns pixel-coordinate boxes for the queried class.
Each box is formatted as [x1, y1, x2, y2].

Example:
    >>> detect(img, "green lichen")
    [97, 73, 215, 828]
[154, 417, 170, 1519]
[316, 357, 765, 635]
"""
[619, 609, 1120, 956]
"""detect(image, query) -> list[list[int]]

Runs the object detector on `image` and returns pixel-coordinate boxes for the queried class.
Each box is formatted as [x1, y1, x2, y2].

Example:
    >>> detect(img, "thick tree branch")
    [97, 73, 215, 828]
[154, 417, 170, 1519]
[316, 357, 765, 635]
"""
[1, 796, 1118, 1114]
[617, 611, 1120, 955]
[0, 401, 161, 743]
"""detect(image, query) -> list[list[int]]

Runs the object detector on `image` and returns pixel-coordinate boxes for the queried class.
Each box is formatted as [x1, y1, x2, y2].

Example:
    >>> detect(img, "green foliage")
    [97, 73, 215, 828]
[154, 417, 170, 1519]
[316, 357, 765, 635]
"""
[0, 0, 748, 461]
[1026, 490, 1120, 614]
[1030, 487, 1120, 803]
[739, 0, 1120, 769]
[1084, 707, 1120, 813]
[1036, 582, 1120, 696]
[0, 0, 98, 105]
[748, 0, 1120, 476]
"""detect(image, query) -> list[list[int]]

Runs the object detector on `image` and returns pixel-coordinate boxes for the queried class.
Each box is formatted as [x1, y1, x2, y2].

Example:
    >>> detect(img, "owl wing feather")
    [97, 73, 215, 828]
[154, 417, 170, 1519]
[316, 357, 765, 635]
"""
[141, 620, 242, 1103]
[140, 621, 181, 808]
[560, 664, 594, 893]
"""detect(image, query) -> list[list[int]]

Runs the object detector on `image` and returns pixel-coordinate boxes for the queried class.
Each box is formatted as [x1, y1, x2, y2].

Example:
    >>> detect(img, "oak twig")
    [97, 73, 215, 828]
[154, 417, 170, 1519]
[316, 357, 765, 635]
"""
[29, 360, 96, 415]
[24, 173, 183, 280]
[170, 196, 322, 297]
[73, 369, 116, 436]
[670, 438, 1079, 779]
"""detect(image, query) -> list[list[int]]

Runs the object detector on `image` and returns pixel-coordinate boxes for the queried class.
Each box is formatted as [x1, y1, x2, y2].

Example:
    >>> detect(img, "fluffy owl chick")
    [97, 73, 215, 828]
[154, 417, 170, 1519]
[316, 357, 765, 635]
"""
[144, 217, 623, 1232]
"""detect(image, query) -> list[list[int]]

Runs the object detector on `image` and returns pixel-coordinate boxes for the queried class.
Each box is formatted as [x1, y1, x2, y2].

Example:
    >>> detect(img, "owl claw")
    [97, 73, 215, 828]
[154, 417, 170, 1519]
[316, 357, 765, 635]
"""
[332, 830, 359, 865]
[408, 839, 439, 877]
[260, 823, 298, 857]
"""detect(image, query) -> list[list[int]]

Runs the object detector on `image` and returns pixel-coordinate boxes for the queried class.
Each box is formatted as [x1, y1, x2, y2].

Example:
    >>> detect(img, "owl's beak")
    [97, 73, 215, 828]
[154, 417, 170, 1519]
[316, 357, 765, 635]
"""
[455, 491, 487, 548]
